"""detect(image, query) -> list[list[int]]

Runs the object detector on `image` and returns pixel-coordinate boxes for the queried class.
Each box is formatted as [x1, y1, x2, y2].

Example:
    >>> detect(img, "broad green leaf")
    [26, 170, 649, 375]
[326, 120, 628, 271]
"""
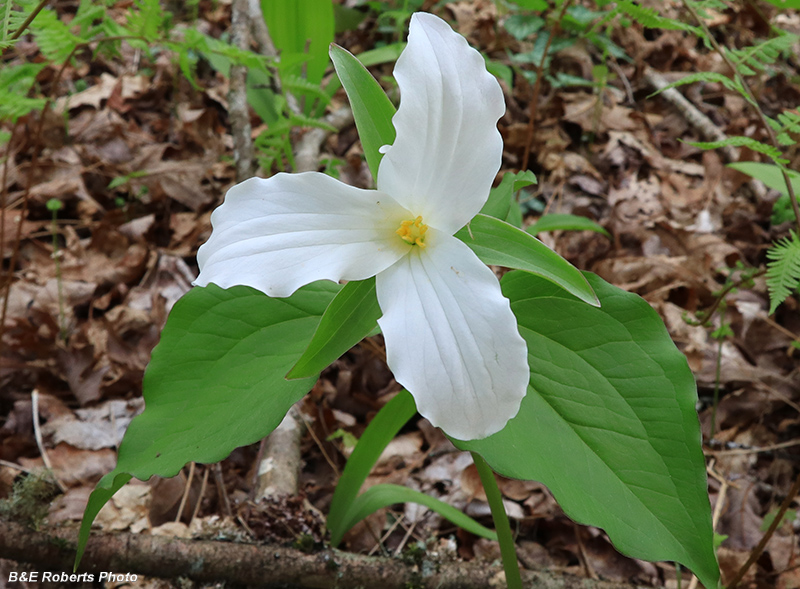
[455, 214, 599, 307]
[339, 484, 498, 542]
[328, 390, 417, 545]
[288, 277, 380, 379]
[727, 162, 800, 225]
[457, 271, 718, 589]
[261, 0, 334, 86]
[527, 213, 611, 238]
[480, 170, 537, 226]
[727, 161, 800, 196]
[77, 282, 338, 567]
[330, 44, 396, 179]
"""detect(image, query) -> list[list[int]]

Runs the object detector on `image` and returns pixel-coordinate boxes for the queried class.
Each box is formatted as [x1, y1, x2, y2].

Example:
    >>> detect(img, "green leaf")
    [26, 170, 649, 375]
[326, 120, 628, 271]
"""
[727, 162, 800, 225]
[456, 271, 718, 589]
[762, 0, 800, 8]
[330, 44, 396, 180]
[339, 484, 498, 542]
[480, 170, 537, 226]
[288, 278, 380, 379]
[727, 161, 800, 196]
[328, 390, 417, 545]
[76, 282, 338, 568]
[527, 213, 611, 238]
[766, 231, 800, 314]
[455, 214, 599, 307]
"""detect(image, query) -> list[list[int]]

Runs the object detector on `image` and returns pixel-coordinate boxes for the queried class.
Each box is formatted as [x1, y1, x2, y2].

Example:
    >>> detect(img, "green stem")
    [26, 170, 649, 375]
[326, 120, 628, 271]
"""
[471, 452, 522, 589]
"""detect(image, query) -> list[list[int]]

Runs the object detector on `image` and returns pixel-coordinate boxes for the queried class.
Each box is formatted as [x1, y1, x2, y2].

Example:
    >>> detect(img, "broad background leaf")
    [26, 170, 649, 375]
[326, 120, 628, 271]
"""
[77, 282, 338, 567]
[456, 271, 718, 589]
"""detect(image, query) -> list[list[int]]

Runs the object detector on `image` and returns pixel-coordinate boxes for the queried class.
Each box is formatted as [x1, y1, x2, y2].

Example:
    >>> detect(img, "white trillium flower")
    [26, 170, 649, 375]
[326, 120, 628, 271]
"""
[195, 13, 529, 441]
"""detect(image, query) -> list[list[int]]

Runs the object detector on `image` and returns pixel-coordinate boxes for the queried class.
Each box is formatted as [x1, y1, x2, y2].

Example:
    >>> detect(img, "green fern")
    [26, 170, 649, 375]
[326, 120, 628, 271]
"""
[770, 109, 800, 147]
[727, 34, 799, 76]
[688, 136, 788, 164]
[29, 7, 85, 63]
[1, 0, 13, 42]
[766, 231, 800, 313]
[648, 72, 753, 106]
[126, 0, 164, 42]
[0, 63, 46, 121]
[604, 0, 702, 36]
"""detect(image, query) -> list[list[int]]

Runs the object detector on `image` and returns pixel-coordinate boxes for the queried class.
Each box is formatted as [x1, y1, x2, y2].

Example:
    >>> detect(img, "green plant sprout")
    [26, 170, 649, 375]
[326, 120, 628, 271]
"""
[75, 12, 719, 589]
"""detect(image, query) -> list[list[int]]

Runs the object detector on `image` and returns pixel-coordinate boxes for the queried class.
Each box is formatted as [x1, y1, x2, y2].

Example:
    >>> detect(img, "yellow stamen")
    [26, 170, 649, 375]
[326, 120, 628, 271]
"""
[396, 215, 428, 248]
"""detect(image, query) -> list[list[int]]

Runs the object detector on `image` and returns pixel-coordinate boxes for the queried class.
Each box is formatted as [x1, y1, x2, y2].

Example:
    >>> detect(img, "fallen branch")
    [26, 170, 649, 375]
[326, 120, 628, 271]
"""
[0, 520, 651, 589]
[643, 68, 738, 163]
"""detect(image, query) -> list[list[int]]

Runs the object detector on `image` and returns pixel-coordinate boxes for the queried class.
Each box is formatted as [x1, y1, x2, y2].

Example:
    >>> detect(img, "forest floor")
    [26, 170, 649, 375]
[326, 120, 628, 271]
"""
[1, 1, 800, 588]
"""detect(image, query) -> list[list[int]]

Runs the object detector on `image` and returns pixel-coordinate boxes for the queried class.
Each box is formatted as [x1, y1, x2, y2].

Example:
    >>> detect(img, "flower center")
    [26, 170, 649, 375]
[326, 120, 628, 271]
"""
[396, 216, 428, 248]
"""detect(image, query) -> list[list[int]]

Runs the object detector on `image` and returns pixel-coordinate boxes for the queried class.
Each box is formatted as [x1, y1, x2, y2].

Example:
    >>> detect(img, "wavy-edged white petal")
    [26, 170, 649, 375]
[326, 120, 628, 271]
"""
[376, 13, 505, 234]
[196, 173, 411, 297]
[376, 231, 529, 440]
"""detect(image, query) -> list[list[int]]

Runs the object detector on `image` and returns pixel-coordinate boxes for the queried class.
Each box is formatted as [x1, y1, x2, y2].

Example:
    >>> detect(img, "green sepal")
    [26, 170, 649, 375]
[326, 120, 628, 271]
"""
[329, 44, 396, 179]
[288, 278, 381, 380]
[455, 214, 599, 307]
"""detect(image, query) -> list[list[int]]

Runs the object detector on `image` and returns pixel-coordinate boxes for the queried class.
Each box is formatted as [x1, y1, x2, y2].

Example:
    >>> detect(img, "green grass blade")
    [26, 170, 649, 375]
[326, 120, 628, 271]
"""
[328, 390, 416, 545]
[339, 484, 498, 542]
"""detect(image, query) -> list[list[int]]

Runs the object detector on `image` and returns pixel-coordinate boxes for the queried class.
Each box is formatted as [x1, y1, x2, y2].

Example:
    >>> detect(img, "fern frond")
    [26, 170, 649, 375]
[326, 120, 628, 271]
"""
[727, 34, 799, 76]
[766, 231, 800, 313]
[648, 72, 751, 105]
[287, 112, 337, 132]
[29, 7, 85, 63]
[126, 0, 163, 42]
[775, 109, 800, 147]
[0, 62, 47, 122]
[687, 136, 788, 164]
[283, 75, 330, 103]
[1, 0, 13, 42]
[610, 0, 703, 35]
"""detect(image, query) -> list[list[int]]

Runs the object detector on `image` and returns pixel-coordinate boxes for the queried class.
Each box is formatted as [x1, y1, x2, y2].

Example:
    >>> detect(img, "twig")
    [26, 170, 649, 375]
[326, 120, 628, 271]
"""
[229, 0, 255, 182]
[0, 519, 655, 589]
[30, 390, 67, 493]
[520, 0, 572, 172]
[212, 463, 232, 518]
[0, 459, 32, 473]
[189, 466, 209, 526]
[727, 472, 800, 588]
[681, 0, 800, 234]
[175, 462, 196, 523]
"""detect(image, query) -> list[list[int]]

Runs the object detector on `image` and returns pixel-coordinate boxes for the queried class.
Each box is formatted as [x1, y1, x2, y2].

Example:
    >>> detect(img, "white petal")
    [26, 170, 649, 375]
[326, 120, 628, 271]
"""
[196, 173, 411, 297]
[376, 13, 505, 234]
[376, 231, 529, 440]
